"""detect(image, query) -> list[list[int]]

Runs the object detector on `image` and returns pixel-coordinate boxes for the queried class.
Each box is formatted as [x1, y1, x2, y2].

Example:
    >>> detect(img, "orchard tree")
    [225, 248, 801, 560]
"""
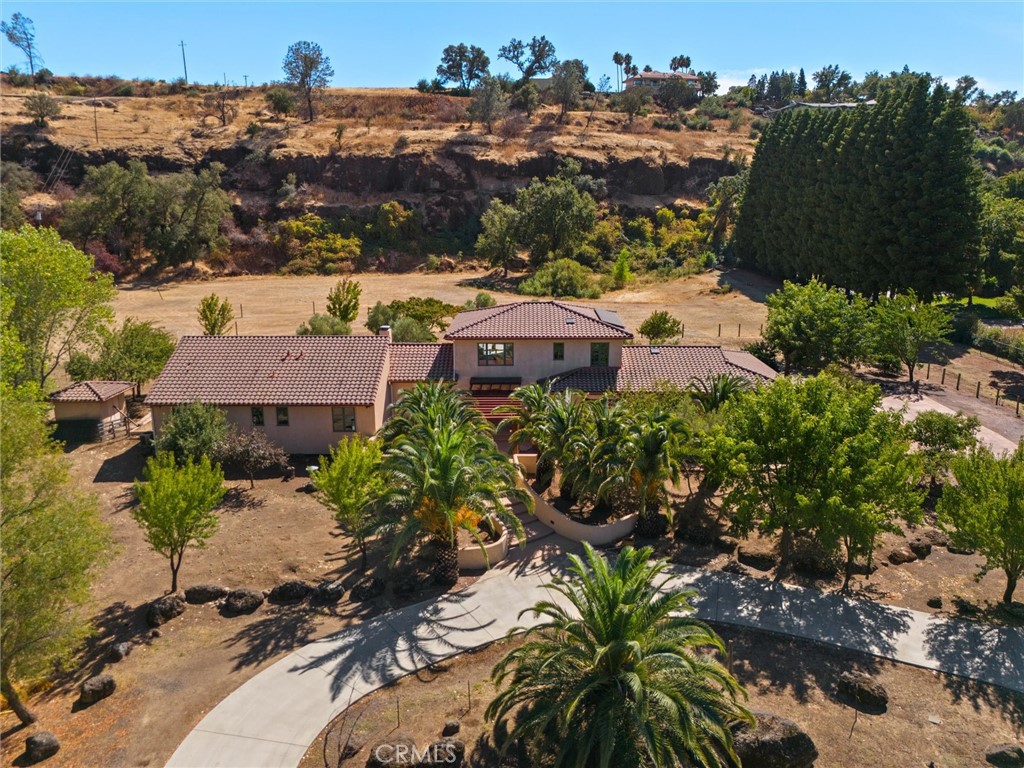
[475, 200, 521, 276]
[436, 43, 489, 91]
[133, 452, 225, 593]
[66, 317, 175, 395]
[197, 292, 234, 335]
[638, 310, 682, 343]
[871, 291, 952, 383]
[909, 410, 979, 486]
[2, 13, 40, 76]
[296, 313, 351, 335]
[282, 40, 334, 121]
[497, 36, 557, 83]
[468, 76, 509, 134]
[938, 443, 1024, 604]
[326, 277, 361, 323]
[311, 435, 384, 570]
[1, 226, 115, 388]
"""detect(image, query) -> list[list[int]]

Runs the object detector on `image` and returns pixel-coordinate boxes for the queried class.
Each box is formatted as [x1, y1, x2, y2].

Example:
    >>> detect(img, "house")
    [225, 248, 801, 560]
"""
[624, 71, 700, 91]
[146, 301, 773, 454]
[50, 380, 134, 442]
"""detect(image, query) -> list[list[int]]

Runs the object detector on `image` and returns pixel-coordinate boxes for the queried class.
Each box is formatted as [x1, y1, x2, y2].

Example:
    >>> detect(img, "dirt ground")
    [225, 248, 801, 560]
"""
[302, 627, 1023, 768]
[0, 437, 477, 768]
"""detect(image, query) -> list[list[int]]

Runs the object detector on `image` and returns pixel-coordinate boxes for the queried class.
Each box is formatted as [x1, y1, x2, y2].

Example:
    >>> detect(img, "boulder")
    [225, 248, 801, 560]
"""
[311, 579, 345, 604]
[365, 733, 418, 767]
[847, 560, 878, 576]
[738, 546, 777, 572]
[927, 596, 943, 610]
[887, 548, 918, 565]
[224, 588, 265, 614]
[947, 544, 975, 555]
[987, 744, 1024, 767]
[442, 719, 461, 737]
[185, 584, 228, 604]
[907, 537, 933, 559]
[393, 571, 425, 596]
[837, 671, 889, 711]
[107, 641, 133, 663]
[79, 674, 116, 705]
[351, 576, 385, 602]
[422, 738, 465, 767]
[919, 528, 951, 548]
[732, 710, 817, 768]
[268, 580, 313, 604]
[146, 593, 185, 627]
[24, 731, 60, 763]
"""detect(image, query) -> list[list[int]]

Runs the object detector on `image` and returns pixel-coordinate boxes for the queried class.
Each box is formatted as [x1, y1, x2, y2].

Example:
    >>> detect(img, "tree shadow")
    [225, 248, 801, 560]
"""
[93, 440, 149, 483]
[220, 486, 266, 512]
[224, 603, 331, 673]
[990, 369, 1024, 401]
[713, 267, 779, 305]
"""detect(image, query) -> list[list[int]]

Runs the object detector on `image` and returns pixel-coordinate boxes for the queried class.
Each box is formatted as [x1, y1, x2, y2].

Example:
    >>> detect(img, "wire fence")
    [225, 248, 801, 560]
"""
[918, 362, 1023, 418]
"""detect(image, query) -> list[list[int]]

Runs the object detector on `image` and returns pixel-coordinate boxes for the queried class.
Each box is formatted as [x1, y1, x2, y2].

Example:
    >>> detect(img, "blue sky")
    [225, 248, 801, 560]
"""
[2, 2, 1022, 94]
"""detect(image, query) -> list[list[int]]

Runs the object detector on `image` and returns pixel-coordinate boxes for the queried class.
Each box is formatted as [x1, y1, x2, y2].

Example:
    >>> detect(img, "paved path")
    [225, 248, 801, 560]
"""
[882, 393, 1017, 455]
[167, 540, 1024, 768]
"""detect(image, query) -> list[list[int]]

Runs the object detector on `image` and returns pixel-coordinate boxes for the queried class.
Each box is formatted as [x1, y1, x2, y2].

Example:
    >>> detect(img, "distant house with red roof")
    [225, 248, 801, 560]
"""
[624, 70, 700, 91]
[146, 301, 772, 454]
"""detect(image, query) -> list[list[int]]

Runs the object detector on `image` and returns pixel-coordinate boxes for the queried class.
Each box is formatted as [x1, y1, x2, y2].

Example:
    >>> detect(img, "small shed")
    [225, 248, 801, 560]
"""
[49, 381, 134, 442]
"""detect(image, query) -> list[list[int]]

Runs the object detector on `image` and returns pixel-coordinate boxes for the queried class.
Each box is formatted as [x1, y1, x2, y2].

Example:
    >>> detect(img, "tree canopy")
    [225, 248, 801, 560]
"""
[66, 317, 175, 394]
[497, 36, 557, 82]
[282, 40, 334, 121]
[436, 43, 489, 91]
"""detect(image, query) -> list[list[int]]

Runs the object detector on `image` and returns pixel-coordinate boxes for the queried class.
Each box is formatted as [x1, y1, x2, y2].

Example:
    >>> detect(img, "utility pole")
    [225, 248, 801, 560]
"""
[179, 40, 188, 83]
[243, 74, 248, 88]
[93, 101, 99, 142]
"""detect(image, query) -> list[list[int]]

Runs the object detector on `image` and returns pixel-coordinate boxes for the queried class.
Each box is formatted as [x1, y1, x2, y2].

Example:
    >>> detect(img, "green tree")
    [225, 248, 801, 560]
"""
[811, 64, 853, 101]
[938, 443, 1024, 604]
[638, 310, 682, 343]
[909, 410, 979, 486]
[154, 401, 230, 464]
[688, 373, 751, 413]
[497, 36, 557, 83]
[1, 385, 109, 725]
[468, 76, 509, 134]
[764, 280, 870, 374]
[388, 296, 461, 333]
[697, 71, 719, 98]
[66, 317, 175, 395]
[612, 410, 686, 537]
[871, 291, 952, 383]
[1, 226, 115, 388]
[2, 13, 40, 75]
[217, 429, 287, 488]
[391, 316, 434, 342]
[133, 451, 225, 593]
[22, 92, 59, 127]
[519, 258, 600, 299]
[365, 300, 394, 333]
[311, 435, 384, 570]
[475, 200, 521, 277]
[511, 82, 539, 117]
[326, 277, 361, 322]
[436, 43, 489, 91]
[264, 87, 296, 116]
[514, 172, 597, 265]
[486, 543, 751, 767]
[611, 248, 633, 288]
[549, 58, 588, 122]
[148, 163, 231, 267]
[282, 40, 334, 121]
[613, 85, 653, 122]
[197, 292, 234, 335]
[296, 313, 352, 335]
[0, 161, 35, 231]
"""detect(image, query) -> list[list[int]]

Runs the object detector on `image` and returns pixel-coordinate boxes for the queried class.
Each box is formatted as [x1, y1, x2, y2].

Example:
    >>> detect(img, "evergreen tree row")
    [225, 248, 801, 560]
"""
[734, 76, 982, 298]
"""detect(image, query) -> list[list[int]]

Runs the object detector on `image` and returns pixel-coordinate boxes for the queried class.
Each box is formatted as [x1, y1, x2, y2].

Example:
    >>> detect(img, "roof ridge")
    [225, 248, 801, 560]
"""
[85, 381, 102, 400]
[446, 301, 522, 336]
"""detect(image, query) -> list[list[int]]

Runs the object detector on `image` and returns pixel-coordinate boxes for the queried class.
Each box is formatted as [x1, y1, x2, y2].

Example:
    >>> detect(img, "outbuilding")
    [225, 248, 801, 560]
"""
[49, 380, 134, 442]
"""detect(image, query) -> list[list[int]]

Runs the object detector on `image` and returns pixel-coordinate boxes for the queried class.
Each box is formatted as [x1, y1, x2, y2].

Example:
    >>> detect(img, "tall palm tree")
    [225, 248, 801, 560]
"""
[610, 410, 685, 537]
[487, 543, 751, 767]
[380, 381, 487, 446]
[536, 390, 592, 503]
[688, 374, 752, 414]
[379, 421, 530, 585]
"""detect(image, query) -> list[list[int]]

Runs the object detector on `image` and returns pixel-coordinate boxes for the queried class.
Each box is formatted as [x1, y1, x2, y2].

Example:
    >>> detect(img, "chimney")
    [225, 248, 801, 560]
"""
[378, 325, 393, 342]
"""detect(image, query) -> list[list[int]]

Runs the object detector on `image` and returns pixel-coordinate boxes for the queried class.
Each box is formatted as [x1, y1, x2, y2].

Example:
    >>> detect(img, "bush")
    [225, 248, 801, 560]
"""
[950, 311, 980, 344]
[296, 314, 352, 335]
[84, 242, 126, 281]
[22, 92, 61, 127]
[697, 96, 730, 119]
[974, 326, 1024, 365]
[5, 66, 31, 87]
[245, 121, 263, 138]
[684, 115, 712, 131]
[519, 258, 601, 299]
[652, 118, 681, 131]
[473, 291, 497, 308]
[113, 82, 135, 97]
[154, 402, 230, 464]
[265, 87, 296, 116]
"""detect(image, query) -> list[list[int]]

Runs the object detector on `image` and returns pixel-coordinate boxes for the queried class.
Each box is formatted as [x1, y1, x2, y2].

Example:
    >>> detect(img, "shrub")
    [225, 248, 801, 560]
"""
[22, 92, 61, 127]
[391, 316, 434, 342]
[5, 66, 31, 87]
[113, 82, 135, 97]
[652, 118, 681, 131]
[84, 242, 126, 281]
[154, 402, 230, 464]
[245, 121, 263, 138]
[473, 291, 497, 308]
[519, 258, 601, 299]
[265, 87, 296, 116]
[684, 115, 712, 131]
[296, 313, 352, 335]
[696, 96, 730, 119]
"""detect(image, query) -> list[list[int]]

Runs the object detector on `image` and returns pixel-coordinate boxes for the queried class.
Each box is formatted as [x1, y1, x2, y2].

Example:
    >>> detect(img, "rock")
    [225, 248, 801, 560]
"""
[722, 560, 749, 576]
[908, 537, 933, 559]
[365, 733, 418, 767]
[442, 719, 461, 737]
[107, 642, 133, 662]
[887, 548, 918, 565]
[732, 710, 818, 768]
[422, 738, 465, 767]
[351, 576, 385, 602]
[149, 628, 162, 640]
[715, 535, 739, 553]
[78, 674, 116, 705]
[268, 580, 313, 604]
[947, 544, 975, 555]
[1002, 603, 1024, 621]
[224, 588, 265, 614]
[927, 596, 943, 609]
[24, 731, 60, 763]
[185, 584, 228, 604]
[919, 528, 951, 548]
[987, 744, 1024, 767]
[310, 579, 345, 604]
[738, 546, 777, 572]
[146, 593, 185, 627]
[837, 671, 889, 710]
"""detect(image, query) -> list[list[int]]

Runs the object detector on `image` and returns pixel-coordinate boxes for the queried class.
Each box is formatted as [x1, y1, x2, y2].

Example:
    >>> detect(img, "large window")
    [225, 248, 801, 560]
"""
[251, 407, 264, 426]
[332, 406, 357, 432]
[276, 406, 289, 426]
[478, 342, 514, 366]
[590, 343, 610, 366]
[553, 342, 565, 361]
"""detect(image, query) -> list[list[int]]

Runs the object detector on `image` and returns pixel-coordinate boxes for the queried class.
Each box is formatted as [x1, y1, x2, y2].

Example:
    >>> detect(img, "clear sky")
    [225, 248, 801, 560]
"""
[2, 2, 1022, 94]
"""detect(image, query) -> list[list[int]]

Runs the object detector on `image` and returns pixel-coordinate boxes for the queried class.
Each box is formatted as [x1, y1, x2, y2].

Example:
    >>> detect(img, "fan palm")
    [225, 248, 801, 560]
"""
[564, 395, 631, 509]
[688, 374, 752, 414]
[536, 390, 592, 503]
[379, 421, 530, 585]
[487, 543, 751, 767]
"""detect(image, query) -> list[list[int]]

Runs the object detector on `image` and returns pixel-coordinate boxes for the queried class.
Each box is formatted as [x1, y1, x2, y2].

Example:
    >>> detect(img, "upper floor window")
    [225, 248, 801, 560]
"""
[332, 406, 357, 432]
[251, 407, 265, 426]
[590, 343, 610, 366]
[478, 342, 514, 366]
[553, 342, 565, 361]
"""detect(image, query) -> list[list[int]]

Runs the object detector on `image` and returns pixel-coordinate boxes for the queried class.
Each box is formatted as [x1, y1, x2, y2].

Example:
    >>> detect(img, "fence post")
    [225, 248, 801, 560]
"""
[718, 323, 721, 337]
[738, 323, 742, 338]
[941, 367, 946, 385]
[239, 303, 243, 319]
[1017, 399, 1021, 417]
[995, 386, 1001, 406]
[956, 373, 961, 390]
[926, 363, 931, 379]
[312, 300, 316, 314]
[976, 381, 981, 399]
[234, 321, 238, 336]
[681, 323, 685, 339]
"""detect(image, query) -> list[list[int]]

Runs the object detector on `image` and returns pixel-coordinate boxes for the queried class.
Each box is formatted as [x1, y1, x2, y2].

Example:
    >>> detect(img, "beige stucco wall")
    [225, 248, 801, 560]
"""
[54, 396, 126, 424]
[451, 339, 623, 387]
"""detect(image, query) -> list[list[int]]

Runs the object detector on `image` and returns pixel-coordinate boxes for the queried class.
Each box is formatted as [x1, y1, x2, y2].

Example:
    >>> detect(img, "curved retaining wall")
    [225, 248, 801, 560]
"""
[457, 524, 510, 570]
[512, 454, 637, 546]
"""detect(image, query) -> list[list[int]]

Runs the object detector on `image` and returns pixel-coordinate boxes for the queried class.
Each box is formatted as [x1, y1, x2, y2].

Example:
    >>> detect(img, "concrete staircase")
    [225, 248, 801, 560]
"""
[509, 498, 553, 544]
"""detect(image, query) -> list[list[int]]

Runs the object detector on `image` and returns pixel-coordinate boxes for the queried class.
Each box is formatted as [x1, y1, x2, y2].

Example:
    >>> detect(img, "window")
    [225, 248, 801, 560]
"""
[251, 407, 264, 426]
[276, 406, 289, 426]
[553, 342, 565, 361]
[477, 342, 514, 366]
[332, 406, 357, 433]
[590, 343, 610, 366]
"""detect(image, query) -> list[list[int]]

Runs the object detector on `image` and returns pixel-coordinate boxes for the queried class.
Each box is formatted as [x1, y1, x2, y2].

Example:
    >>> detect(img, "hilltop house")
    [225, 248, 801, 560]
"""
[624, 70, 700, 91]
[146, 301, 773, 454]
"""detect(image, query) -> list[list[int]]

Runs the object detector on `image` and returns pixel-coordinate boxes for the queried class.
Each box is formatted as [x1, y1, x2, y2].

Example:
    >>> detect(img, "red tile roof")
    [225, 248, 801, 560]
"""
[146, 336, 388, 407]
[625, 71, 700, 82]
[388, 343, 454, 382]
[445, 301, 632, 340]
[50, 380, 133, 402]
[548, 346, 775, 393]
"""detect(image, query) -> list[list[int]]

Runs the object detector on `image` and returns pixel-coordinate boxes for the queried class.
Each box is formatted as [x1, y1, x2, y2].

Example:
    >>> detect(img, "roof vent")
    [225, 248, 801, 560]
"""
[565, 317, 576, 325]
[650, 347, 661, 355]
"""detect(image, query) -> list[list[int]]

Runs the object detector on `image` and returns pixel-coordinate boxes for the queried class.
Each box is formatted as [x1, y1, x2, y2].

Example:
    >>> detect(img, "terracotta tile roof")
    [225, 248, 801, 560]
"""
[444, 301, 632, 340]
[547, 345, 775, 393]
[50, 380, 133, 402]
[388, 343, 454, 382]
[626, 71, 700, 82]
[146, 336, 388, 407]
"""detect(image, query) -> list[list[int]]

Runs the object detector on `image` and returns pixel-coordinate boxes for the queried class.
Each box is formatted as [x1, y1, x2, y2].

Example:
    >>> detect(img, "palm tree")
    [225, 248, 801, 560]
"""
[688, 374, 752, 414]
[565, 395, 631, 511]
[380, 381, 487, 446]
[487, 543, 751, 767]
[536, 390, 592, 503]
[495, 383, 552, 451]
[379, 421, 530, 585]
[610, 410, 686, 537]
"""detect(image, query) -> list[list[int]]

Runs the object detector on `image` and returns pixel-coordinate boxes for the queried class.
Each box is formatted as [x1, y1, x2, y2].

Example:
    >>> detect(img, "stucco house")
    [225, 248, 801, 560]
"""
[50, 380, 134, 442]
[146, 300, 773, 454]
[624, 70, 700, 91]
